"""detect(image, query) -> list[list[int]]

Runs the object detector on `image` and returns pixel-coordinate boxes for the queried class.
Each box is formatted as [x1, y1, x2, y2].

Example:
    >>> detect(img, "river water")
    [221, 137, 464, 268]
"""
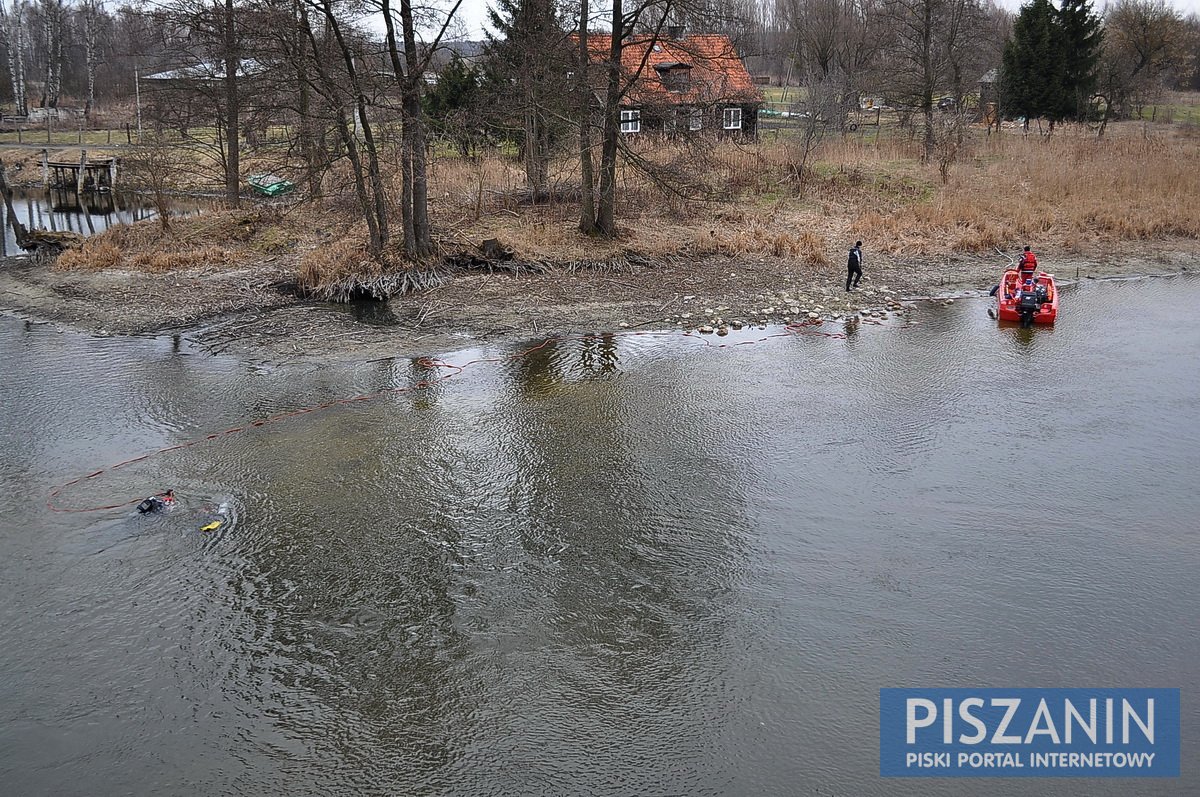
[1, 188, 209, 255]
[1, 275, 1197, 795]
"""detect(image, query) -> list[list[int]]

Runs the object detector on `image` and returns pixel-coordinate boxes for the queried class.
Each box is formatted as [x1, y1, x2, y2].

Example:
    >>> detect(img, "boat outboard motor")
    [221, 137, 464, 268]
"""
[1018, 290, 1040, 328]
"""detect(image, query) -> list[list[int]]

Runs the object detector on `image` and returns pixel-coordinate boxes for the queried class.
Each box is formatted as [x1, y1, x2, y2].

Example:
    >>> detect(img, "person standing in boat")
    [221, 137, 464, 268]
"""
[846, 240, 864, 292]
[1018, 245, 1038, 280]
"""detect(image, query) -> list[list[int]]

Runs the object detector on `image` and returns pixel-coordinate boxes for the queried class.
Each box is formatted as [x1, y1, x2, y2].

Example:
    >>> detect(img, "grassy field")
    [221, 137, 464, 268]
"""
[761, 85, 807, 107]
[0, 128, 135, 146]
[1137, 103, 1200, 125]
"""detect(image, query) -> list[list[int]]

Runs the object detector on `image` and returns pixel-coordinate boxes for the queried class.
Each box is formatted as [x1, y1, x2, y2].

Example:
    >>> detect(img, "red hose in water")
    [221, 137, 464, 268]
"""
[46, 319, 855, 513]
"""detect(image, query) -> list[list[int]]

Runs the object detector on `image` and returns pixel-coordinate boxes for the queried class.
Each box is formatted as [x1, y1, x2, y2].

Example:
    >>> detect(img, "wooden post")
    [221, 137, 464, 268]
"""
[77, 150, 87, 194]
[0, 160, 31, 249]
[108, 158, 117, 192]
[41, 149, 49, 187]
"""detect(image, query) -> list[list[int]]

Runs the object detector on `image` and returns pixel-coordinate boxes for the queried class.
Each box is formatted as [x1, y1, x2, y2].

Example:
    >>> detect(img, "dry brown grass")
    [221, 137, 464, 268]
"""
[53, 206, 307, 273]
[46, 119, 1200, 288]
[844, 130, 1200, 255]
[296, 226, 377, 289]
[56, 239, 122, 270]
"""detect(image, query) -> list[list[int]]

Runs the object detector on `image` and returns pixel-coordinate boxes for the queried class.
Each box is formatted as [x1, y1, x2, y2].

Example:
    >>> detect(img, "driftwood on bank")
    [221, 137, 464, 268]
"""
[304, 238, 553, 303]
[0, 159, 84, 255]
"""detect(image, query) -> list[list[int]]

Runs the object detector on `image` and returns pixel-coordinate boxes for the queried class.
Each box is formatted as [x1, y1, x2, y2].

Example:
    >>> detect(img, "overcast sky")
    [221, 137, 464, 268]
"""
[436, 0, 1200, 40]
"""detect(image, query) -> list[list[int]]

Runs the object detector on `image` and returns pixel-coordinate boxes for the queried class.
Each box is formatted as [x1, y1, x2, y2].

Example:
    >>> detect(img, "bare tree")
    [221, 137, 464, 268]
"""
[222, 0, 240, 205]
[39, 0, 64, 108]
[80, 0, 101, 119]
[878, 0, 996, 161]
[1097, 0, 1191, 134]
[0, 0, 29, 115]
[780, 0, 887, 131]
[576, 0, 596, 233]
[123, 134, 182, 233]
[143, 0, 245, 206]
[378, 0, 465, 258]
[786, 66, 841, 193]
[297, 0, 390, 256]
[579, 0, 675, 237]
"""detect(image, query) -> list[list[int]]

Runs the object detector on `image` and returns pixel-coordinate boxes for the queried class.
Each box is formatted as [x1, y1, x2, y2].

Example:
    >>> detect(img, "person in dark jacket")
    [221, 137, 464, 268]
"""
[846, 241, 863, 291]
[137, 490, 176, 514]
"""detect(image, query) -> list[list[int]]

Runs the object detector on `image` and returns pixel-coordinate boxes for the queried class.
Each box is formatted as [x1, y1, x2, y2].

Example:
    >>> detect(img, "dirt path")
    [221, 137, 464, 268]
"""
[2, 240, 1196, 362]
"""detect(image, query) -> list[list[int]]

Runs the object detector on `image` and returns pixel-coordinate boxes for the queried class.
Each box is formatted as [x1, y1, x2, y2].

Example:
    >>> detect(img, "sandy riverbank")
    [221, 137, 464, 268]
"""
[1, 239, 1196, 362]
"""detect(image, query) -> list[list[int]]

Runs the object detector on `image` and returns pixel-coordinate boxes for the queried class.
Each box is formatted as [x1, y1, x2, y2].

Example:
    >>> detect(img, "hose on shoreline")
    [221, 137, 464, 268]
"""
[46, 318, 858, 514]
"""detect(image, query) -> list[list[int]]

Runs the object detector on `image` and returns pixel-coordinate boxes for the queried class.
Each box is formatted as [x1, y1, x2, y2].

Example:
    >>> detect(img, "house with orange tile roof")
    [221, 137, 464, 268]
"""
[578, 29, 763, 139]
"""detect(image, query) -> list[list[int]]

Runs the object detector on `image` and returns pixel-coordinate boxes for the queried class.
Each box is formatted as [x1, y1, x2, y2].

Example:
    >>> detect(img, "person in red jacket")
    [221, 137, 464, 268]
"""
[1019, 245, 1038, 280]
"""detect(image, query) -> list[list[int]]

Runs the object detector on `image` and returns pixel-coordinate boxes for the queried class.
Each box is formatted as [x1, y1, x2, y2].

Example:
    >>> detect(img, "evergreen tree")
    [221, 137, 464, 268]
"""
[1056, 0, 1103, 120]
[423, 55, 482, 158]
[1001, 0, 1067, 126]
[483, 0, 569, 194]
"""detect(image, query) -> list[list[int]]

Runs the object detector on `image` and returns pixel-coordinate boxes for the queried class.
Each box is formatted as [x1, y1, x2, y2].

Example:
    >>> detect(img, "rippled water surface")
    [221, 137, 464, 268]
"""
[1, 188, 209, 254]
[2, 276, 1198, 795]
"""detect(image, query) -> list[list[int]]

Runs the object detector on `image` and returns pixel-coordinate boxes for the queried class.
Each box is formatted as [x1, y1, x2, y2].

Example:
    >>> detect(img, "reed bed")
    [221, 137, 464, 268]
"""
[55, 207, 296, 272]
[848, 133, 1200, 254]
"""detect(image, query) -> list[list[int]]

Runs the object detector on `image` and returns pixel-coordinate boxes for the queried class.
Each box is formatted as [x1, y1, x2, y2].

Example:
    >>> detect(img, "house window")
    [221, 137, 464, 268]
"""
[620, 109, 641, 134]
[663, 72, 685, 92]
[688, 108, 702, 131]
[723, 107, 742, 130]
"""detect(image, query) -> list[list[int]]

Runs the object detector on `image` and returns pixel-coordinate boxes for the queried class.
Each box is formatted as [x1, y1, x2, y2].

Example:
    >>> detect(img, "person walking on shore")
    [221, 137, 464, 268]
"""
[846, 241, 863, 291]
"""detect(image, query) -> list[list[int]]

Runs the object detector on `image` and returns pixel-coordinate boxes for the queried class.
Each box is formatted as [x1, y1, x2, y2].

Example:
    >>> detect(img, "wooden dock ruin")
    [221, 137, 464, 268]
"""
[41, 149, 118, 193]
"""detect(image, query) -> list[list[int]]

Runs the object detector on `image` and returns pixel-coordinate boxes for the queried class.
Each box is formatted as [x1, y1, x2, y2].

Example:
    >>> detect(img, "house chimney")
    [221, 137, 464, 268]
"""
[666, 25, 684, 40]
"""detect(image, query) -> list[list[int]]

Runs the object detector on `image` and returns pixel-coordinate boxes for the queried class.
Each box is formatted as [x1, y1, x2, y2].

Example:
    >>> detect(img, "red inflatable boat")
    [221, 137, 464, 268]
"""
[996, 268, 1058, 326]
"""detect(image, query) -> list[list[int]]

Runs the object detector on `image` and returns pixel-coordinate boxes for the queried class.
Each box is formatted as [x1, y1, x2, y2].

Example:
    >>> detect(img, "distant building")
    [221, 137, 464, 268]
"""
[27, 107, 84, 123]
[576, 29, 763, 140]
[141, 60, 275, 140]
[142, 59, 268, 87]
[979, 68, 1000, 124]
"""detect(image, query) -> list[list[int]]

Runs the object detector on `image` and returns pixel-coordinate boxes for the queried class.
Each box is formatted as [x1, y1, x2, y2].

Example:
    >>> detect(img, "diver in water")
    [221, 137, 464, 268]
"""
[137, 490, 176, 514]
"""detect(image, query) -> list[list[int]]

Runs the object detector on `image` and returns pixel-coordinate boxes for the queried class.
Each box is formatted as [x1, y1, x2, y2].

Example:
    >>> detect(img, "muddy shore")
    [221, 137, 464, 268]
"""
[1, 240, 1196, 361]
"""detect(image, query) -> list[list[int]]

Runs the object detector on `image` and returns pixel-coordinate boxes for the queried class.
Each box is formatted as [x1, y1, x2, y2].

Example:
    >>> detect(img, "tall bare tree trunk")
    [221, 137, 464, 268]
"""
[595, 0, 623, 237]
[522, 77, 548, 194]
[289, 0, 320, 196]
[382, 0, 438, 259]
[400, 0, 431, 256]
[577, 0, 596, 234]
[1, 3, 27, 117]
[334, 108, 381, 250]
[320, 0, 388, 256]
[82, 0, 99, 120]
[40, 0, 64, 108]
[223, 0, 240, 206]
[13, 10, 26, 116]
[296, 51, 318, 195]
[920, 0, 934, 163]
[297, 2, 381, 248]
